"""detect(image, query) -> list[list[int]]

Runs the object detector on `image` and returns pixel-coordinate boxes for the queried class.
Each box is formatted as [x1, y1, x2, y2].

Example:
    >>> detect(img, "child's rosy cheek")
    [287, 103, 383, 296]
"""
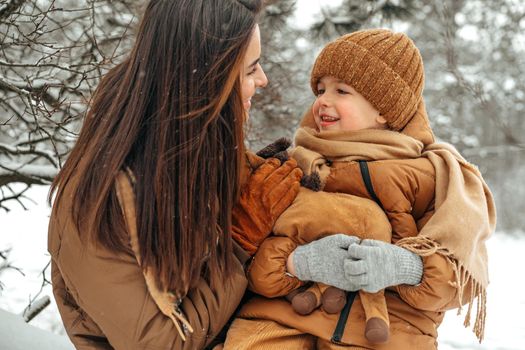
[312, 100, 320, 114]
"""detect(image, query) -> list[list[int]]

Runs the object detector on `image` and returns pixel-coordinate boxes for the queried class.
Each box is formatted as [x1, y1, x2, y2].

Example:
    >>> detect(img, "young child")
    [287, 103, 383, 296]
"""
[227, 29, 495, 349]
[237, 139, 396, 344]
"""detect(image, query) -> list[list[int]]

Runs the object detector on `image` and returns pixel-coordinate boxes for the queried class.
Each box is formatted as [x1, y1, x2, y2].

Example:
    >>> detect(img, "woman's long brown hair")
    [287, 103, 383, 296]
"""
[50, 0, 263, 298]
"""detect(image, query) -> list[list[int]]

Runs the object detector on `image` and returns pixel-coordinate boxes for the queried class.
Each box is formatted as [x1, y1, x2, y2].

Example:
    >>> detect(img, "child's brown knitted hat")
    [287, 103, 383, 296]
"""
[310, 29, 424, 131]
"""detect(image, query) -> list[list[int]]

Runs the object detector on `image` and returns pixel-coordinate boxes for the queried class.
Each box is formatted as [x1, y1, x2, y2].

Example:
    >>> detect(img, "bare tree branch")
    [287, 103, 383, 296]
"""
[0, 0, 26, 20]
[0, 248, 25, 290]
[0, 0, 140, 206]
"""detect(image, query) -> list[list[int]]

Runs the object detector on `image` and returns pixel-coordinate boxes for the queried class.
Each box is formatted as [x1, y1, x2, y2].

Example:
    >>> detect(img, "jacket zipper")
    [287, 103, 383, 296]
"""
[331, 291, 357, 343]
[331, 161, 378, 343]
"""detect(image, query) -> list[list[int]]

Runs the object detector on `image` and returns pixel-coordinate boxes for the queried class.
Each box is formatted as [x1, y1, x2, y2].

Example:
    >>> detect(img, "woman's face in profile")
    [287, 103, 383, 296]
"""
[241, 24, 268, 113]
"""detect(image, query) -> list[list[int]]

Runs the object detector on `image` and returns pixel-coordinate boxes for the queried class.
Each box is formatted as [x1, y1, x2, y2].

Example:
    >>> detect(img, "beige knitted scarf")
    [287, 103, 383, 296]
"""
[292, 127, 496, 342]
[115, 170, 194, 341]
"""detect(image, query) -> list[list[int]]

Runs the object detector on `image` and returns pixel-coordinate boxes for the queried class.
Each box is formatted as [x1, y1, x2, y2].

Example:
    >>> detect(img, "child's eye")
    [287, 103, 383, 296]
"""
[317, 89, 325, 95]
[337, 89, 349, 95]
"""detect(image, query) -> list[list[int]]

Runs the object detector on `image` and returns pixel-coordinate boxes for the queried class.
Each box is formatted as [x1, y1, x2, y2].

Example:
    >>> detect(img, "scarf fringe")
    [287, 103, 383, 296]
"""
[396, 236, 486, 343]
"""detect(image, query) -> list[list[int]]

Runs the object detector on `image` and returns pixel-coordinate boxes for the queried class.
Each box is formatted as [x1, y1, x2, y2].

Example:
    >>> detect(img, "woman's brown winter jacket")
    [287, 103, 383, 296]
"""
[48, 171, 250, 350]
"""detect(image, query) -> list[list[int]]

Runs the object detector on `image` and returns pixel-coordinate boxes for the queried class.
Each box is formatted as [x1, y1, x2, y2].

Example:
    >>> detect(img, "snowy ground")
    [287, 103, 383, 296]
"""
[0, 185, 522, 349]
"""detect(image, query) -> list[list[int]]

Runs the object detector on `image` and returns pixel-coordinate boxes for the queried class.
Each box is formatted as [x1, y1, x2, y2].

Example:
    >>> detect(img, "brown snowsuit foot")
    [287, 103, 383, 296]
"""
[291, 291, 319, 315]
[286, 284, 322, 315]
[365, 317, 389, 343]
[360, 290, 390, 343]
[320, 286, 346, 314]
[287, 284, 346, 316]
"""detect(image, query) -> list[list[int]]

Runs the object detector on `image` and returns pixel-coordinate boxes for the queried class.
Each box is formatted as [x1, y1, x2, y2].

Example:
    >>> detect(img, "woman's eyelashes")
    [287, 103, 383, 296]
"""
[246, 63, 259, 76]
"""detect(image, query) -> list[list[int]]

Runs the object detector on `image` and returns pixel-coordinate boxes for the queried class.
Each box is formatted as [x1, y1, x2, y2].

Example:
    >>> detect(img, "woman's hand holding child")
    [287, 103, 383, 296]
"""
[232, 158, 302, 255]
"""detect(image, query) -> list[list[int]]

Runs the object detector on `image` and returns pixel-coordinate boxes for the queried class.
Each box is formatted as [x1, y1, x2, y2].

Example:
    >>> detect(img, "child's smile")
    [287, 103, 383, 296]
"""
[318, 113, 340, 128]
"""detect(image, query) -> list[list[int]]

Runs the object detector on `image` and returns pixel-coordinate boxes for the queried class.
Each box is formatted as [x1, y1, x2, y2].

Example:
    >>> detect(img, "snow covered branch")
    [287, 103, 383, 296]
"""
[0, 0, 139, 206]
[0, 162, 58, 187]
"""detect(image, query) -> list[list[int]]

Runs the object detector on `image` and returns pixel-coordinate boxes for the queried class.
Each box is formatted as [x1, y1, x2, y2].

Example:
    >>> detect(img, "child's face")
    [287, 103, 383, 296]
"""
[312, 76, 387, 132]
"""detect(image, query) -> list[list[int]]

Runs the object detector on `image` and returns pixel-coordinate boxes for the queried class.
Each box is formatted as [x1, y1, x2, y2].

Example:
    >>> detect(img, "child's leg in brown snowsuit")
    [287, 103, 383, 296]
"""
[359, 290, 389, 343]
[357, 228, 391, 344]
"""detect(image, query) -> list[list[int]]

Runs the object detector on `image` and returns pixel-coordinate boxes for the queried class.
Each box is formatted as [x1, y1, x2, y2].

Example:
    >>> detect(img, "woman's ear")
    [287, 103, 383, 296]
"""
[376, 114, 388, 126]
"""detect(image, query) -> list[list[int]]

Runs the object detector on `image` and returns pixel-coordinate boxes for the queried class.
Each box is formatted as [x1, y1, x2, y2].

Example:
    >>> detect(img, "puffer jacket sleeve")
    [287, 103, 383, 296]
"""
[51, 259, 113, 349]
[394, 253, 455, 312]
[393, 208, 475, 312]
[394, 252, 475, 312]
[247, 236, 305, 298]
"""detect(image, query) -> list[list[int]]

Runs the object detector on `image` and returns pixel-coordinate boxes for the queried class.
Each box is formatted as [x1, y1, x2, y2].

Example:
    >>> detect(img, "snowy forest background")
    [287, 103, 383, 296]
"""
[1, 0, 524, 349]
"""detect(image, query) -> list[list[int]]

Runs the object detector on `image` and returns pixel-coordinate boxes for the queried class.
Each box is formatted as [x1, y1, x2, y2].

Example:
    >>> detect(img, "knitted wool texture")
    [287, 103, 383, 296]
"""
[310, 29, 424, 131]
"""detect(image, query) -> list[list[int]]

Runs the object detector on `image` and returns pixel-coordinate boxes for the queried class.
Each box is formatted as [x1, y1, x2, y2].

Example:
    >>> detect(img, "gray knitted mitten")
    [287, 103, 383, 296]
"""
[345, 239, 423, 293]
[292, 234, 360, 290]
